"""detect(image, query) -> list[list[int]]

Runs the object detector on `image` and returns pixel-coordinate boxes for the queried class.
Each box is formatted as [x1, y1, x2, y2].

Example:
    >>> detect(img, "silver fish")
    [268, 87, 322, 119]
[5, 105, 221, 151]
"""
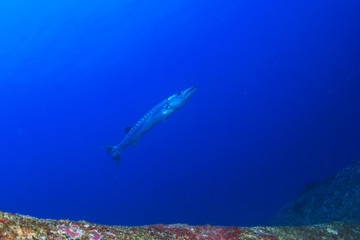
[104, 87, 197, 167]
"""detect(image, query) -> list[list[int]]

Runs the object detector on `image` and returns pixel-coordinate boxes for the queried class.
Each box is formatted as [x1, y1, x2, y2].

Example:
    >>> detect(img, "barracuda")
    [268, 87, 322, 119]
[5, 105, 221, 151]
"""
[104, 87, 197, 167]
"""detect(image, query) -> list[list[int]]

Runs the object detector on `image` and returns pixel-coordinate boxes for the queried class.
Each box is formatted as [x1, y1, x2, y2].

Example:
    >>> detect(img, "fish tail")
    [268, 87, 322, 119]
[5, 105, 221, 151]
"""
[103, 145, 121, 167]
[103, 145, 114, 155]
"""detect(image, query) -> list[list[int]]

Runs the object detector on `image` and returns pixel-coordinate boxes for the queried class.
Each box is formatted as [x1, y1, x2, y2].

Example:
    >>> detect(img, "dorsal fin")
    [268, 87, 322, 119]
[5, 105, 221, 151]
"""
[125, 126, 132, 133]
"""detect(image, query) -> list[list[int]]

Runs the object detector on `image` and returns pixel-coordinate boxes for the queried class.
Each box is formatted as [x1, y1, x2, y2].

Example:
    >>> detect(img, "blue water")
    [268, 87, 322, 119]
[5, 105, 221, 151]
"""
[1, 0, 360, 227]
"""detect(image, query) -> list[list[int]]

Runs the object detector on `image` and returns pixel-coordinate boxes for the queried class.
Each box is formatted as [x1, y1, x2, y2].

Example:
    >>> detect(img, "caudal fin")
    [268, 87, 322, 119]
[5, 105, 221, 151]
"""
[103, 145, 113, 155]
[103, 145, 121, 167]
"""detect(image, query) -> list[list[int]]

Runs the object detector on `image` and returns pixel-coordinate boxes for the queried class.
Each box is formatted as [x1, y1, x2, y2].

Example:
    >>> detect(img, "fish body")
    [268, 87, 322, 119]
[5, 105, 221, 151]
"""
[104, 87, 197, 166]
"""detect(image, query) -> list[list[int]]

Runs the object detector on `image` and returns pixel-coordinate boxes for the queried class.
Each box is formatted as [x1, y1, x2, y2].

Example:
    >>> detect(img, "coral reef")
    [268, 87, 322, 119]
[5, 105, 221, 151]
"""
[271, 161, 360, 226]
[1, 210, 360, 239]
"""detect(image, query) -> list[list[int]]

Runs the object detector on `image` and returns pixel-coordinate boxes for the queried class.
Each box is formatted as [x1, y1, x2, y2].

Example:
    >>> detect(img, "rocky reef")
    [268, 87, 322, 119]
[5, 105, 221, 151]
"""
[271, 161, 360, 226]
[1, 210, 360, 239]
[3, 162, 360, 239]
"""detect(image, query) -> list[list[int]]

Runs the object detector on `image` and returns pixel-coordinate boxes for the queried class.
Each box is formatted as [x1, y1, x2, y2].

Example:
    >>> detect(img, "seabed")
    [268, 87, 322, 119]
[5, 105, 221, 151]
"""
[1, 210, 360, 239]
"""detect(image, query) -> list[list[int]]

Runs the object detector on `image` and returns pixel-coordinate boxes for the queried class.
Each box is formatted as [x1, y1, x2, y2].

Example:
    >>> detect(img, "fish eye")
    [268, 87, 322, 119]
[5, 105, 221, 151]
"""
[176, 92, 181, 96]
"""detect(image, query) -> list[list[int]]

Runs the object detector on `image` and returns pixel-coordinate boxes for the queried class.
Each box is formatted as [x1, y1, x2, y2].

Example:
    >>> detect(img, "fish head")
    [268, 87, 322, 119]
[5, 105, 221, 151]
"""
[166, 86, 197, 109]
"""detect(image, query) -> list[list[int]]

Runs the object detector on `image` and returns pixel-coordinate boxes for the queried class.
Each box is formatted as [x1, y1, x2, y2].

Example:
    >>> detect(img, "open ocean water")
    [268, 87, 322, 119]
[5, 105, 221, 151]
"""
[0, 0, 360, 227]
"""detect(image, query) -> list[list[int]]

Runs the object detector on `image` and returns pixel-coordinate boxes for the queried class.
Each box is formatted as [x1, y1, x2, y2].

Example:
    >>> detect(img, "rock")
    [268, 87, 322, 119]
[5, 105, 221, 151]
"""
[1, 210, 360, 239]
[271, 161, 360, 226]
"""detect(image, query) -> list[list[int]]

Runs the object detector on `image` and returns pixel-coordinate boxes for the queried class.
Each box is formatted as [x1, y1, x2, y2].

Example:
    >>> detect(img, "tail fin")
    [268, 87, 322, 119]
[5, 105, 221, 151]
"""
[103, 145, 113, 155]
[103, 145, 121, 167]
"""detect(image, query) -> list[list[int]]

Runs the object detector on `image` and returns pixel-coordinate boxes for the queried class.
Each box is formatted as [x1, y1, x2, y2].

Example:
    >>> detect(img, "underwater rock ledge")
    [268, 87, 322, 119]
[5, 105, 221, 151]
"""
[271, 161, 360, 226]
[1, 211, 360, 239]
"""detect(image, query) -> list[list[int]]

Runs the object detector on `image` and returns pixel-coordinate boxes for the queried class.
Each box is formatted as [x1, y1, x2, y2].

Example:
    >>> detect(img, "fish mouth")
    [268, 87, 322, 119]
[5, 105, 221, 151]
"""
[183, 86, 197, 99]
